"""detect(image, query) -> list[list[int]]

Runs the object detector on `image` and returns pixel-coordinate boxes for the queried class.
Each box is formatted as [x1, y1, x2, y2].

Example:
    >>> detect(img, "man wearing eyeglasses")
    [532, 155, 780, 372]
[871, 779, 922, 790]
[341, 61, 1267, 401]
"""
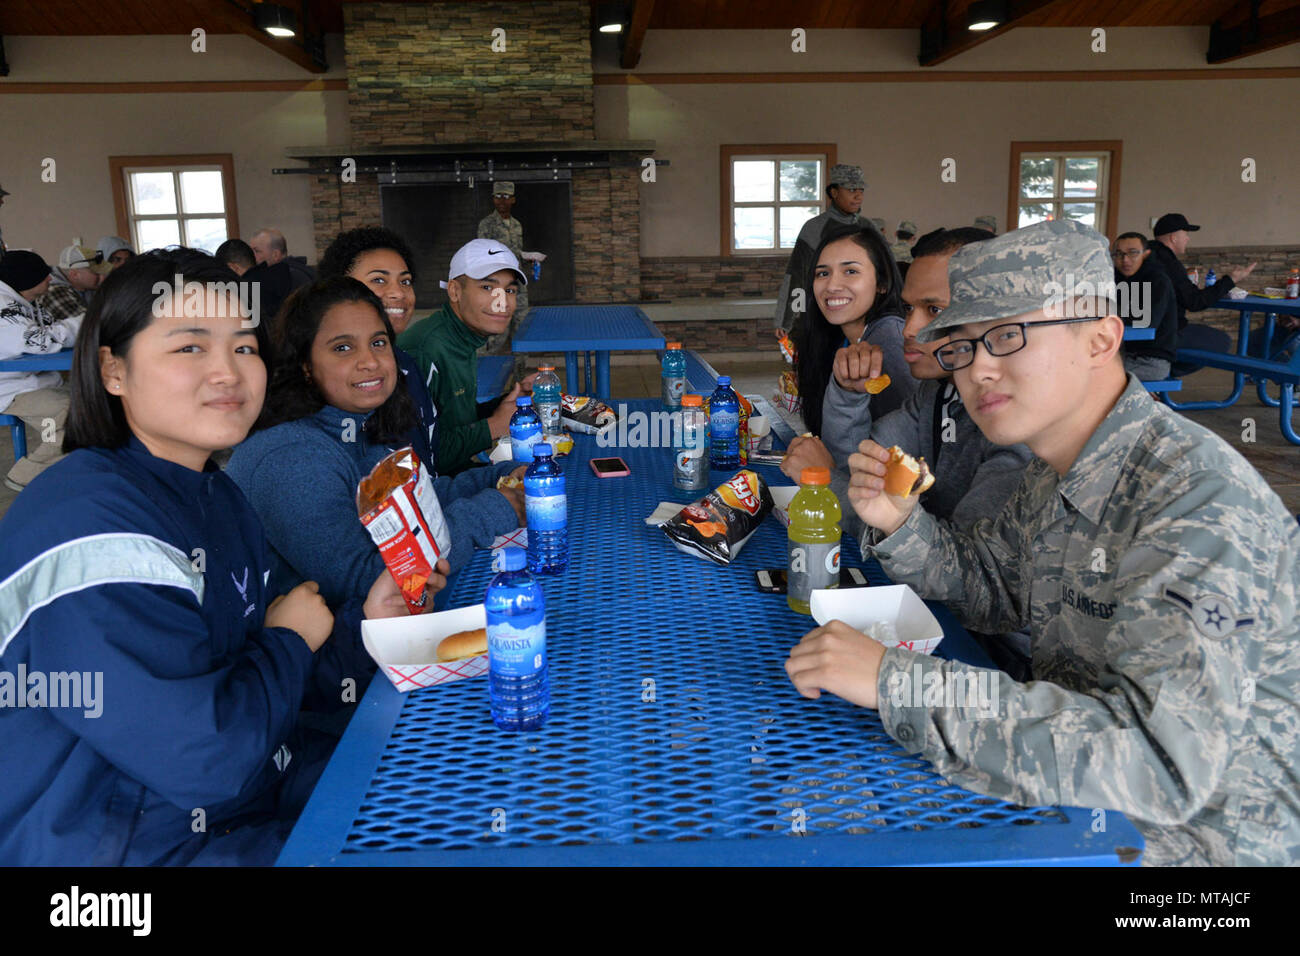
[35, 244, 110, 322]
[786, 220, 1299, 866]
[1111, 232, 1177, 381]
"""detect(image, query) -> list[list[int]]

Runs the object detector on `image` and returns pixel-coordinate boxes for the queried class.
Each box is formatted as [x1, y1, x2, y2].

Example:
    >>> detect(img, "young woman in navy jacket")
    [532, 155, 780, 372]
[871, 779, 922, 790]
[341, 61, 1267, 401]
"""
[0, 249, 443, 865]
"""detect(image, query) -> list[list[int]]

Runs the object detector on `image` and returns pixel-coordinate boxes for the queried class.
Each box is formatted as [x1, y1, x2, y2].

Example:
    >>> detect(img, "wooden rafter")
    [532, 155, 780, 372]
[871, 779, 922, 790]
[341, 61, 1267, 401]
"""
[1209, 0, 1300, 63]
[620, 0, 655, 69]
[919, 0, 1069, 66]
[180, 0, 327, 73]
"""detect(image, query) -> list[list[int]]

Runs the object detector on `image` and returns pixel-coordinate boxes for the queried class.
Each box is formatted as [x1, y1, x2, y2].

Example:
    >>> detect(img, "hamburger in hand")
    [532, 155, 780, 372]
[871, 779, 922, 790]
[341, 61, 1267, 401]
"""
[845, 439, 938, 537]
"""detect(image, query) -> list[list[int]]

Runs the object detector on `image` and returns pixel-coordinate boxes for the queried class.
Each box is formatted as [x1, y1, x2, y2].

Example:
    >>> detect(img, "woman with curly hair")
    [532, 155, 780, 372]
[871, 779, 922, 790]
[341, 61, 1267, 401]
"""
[226, 277, 524, 618]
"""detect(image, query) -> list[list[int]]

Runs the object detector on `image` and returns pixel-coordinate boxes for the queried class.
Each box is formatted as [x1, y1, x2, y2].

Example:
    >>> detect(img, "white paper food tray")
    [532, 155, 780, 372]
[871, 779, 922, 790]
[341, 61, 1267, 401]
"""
[810, 584, 945, 655]
[362, 603, 488, 691]
[770, 485, 797, 527]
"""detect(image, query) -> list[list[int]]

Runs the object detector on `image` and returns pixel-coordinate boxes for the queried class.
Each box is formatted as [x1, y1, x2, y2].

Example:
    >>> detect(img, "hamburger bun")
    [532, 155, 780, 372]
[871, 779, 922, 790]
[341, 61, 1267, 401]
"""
[883, 446, 935, 498]
[496, 474, 523, 490]
[437, 627, 487, 662]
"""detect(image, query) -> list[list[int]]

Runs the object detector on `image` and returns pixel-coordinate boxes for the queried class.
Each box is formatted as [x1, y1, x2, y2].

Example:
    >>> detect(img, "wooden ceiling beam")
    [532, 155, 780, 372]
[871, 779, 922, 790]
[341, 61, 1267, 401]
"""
[620, 0, 654, 69]
[181, 0, 327, 73]
[1208, 0, 1300, 62]
[918, 0, 1071, 66]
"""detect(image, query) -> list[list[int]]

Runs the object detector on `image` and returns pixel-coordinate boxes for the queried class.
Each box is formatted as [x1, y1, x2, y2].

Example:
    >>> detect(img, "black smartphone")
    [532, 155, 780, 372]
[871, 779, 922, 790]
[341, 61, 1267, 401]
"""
[755, 567, 868, 593]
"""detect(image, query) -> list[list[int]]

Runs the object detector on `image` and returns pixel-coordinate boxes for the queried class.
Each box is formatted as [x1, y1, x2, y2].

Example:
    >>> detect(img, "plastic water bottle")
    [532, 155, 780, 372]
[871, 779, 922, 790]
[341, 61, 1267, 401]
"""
[662, 341, 687, 410]
[674, 394, 709, 491]
[708, 375, 741, 470]
[524, 443, 567, 573]
[509, 395, 543, 463]
[1205, 268, 1216, 287]
[533, 365, 563, 439]
[486, 546, 549, 732]
[787, 467, 842, 615]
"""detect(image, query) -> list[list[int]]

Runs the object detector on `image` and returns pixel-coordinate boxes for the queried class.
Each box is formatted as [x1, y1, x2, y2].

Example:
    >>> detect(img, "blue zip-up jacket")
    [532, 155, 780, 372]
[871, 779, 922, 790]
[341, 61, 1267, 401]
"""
[0, 437, 362, 865]
[225, 404, 518, 609]
[396, 346, 439, 472]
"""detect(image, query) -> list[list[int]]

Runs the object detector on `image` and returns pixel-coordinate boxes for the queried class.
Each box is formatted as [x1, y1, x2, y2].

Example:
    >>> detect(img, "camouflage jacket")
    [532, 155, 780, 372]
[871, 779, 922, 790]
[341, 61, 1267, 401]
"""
[477, 212, 524, 263]
[864, 374, 1300, 866]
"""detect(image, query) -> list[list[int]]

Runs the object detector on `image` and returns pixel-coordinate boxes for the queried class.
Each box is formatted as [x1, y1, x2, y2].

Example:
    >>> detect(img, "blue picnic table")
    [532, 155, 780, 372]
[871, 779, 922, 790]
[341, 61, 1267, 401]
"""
[277, 399, 1143, 867]
[513, 305, 665, 400]
[1164, 295, 1300, 444]
[0, 349, 75, 460]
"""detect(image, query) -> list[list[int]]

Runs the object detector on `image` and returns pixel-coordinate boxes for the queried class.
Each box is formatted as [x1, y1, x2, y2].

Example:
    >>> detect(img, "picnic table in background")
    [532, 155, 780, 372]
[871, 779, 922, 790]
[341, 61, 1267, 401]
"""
[513, 305, 665, 400]
[278, 399, 1143, 867]
[1165, 296, 1300, 444]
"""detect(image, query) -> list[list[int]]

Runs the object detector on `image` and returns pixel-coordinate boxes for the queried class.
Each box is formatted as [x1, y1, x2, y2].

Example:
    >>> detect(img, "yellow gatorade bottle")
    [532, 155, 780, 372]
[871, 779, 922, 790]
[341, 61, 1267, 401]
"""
[787, 466, 842, 615]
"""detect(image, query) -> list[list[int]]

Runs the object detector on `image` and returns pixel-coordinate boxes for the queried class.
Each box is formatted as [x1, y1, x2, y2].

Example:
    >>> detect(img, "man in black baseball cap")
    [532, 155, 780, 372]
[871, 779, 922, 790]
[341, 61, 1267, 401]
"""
[1149, 212, 1256, 375]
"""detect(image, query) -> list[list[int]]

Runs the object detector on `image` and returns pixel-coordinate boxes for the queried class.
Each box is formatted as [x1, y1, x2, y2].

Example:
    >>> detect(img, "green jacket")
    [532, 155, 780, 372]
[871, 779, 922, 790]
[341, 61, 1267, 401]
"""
[397, 303, 492, 473]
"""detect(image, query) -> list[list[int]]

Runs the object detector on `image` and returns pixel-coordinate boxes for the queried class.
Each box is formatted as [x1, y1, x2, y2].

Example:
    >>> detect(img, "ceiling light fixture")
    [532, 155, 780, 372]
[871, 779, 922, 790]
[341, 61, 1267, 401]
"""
[967, 0, 1007, 32]
[255, 3, 297, 38]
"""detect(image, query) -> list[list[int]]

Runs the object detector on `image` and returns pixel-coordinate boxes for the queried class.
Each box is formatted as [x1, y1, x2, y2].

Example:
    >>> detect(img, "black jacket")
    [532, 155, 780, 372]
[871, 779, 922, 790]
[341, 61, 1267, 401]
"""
[1149, 240, 1235, 330]
[1115, 257, 1178, 363]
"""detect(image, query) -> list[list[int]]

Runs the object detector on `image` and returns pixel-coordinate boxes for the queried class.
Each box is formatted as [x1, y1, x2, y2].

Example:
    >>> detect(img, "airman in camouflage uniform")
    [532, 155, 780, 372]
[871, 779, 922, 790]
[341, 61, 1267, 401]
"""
[974, 214, 998, 234]
[787, 219, 1300, 866]
[890, 219, 917, 263]
[477, 181, 528, 353]
[774, 164, 873, 334]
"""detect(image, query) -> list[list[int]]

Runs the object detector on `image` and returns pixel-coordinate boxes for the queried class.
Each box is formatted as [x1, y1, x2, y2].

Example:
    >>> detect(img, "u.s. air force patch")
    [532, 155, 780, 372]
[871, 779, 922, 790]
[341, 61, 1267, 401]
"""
[1162, 586, 1254, 639]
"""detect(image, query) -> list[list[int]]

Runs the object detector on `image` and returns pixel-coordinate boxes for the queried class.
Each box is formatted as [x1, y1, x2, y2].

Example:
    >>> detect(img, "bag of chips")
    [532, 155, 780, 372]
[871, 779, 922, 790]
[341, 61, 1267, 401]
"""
[357, 447, 451, 614]
[561, 394, 618, 435]
[660, 469, 774, 565]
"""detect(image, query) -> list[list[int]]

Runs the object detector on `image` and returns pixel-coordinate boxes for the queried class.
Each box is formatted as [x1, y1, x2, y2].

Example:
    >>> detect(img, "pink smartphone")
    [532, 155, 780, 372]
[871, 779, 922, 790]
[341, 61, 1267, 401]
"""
[589, 456, 631, 478]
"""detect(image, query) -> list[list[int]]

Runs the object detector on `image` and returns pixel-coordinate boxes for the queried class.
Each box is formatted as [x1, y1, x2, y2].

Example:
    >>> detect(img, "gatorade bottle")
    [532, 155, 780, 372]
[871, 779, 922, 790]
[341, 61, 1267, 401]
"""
[533, 365, 563, 439]
[787, 467, 842, 615]
[509, 395, 543, 463]
[673, 394, 709, 491]
[708, 375, 741, 470]
[1286, 268, 1299, 299]
[662, 342, 687, 410]
[486, 546, 549, 732]
[524, 443, 567, 574]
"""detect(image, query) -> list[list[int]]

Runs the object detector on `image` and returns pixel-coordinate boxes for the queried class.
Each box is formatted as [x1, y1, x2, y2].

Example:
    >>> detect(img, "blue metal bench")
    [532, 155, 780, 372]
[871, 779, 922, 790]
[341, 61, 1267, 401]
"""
[1164, 348, 1299, 444]
[1143, 379, 1181, 395]
[1, 414, 26, 461]
[475, 355, 514, 403]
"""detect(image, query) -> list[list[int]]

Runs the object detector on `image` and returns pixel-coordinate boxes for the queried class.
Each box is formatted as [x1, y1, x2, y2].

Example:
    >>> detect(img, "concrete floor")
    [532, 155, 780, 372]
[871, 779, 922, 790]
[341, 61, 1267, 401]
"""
[1, 358, 1296, 519]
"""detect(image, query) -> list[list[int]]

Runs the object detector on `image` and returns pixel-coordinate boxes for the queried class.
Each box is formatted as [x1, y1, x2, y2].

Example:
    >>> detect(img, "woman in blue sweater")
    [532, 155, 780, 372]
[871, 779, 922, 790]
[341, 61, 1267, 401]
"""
[227, 278, 522, 612]
[0, 249, 427, 865]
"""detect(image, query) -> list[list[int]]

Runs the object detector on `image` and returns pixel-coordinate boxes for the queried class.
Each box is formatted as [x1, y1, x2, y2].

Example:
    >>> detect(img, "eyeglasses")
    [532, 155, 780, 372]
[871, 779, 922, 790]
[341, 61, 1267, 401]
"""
[1111, 250, 1143, 260]
[934, 317, 1103, 371]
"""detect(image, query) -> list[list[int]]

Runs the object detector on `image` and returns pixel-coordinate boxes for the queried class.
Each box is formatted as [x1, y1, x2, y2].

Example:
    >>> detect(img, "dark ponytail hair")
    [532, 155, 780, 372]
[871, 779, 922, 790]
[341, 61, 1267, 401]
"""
[257, 276, 416, 444]
[794, 222, 902, 437]
[64, 248, 270, 453]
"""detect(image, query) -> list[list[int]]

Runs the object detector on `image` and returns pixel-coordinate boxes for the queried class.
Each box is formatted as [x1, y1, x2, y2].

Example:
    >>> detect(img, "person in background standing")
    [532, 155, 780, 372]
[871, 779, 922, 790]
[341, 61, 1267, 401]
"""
[249, 228, 314, 291]
[477, 182, 529, 353]
[974, 215, 998, 234]
[890, 220, 917, 264]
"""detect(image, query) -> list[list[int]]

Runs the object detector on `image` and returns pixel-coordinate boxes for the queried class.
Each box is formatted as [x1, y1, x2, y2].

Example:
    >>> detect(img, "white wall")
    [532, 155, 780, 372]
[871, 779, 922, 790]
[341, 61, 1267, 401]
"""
[0, 34, 348, 263]
[591, 28, 1300, 255]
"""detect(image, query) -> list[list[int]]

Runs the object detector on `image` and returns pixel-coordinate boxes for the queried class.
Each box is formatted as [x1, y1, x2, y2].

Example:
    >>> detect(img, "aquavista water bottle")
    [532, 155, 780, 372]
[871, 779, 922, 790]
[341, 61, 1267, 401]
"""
[662, 342, 687, 410]
[524, 443, 567, 573]
[708, 375, 741, 470]
[486, 546, 549, 732]
[509, 395, 543, 463]
[533, 365, 563, 439]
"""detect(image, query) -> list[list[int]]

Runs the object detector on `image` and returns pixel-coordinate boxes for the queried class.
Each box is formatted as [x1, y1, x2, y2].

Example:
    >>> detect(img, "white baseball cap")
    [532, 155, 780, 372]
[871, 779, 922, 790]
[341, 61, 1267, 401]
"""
[441, 238, 528, 290]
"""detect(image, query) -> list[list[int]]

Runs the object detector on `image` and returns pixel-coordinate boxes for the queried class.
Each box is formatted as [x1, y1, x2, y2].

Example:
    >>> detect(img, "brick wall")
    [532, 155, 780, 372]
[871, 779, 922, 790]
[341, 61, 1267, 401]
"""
[640, 256, 788, 300]
[1179, 245, 1300, 331]
[308, 172, 384, 264]
[571, 166, 640, 302]
[344, 1, 594, 145]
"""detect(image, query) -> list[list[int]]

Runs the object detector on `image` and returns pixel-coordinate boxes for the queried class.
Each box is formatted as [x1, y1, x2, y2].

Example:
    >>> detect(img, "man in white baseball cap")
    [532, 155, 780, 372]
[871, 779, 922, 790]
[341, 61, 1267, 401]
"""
[36, 244, 111, 322]
[397, 238, 532, 473]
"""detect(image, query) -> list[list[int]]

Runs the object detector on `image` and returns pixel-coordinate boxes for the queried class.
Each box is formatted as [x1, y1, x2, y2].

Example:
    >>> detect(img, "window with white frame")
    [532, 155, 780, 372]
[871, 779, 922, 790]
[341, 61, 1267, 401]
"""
[727, 154, 827, 255]
[122, 165, 231, 254]
[1015, 151, 1109, 230]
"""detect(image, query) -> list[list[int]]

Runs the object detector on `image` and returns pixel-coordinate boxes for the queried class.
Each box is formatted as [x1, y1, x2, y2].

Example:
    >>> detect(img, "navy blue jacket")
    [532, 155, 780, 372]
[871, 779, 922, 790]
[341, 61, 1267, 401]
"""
[0, 437, 362, 865]
[396, 346, 439, 473]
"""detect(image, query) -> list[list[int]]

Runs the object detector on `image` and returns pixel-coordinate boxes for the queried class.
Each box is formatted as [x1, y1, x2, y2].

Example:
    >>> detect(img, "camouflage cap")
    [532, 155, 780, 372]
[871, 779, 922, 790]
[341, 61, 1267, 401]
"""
[870, 217, 886, 233]
[974, 215, 998, 233]
[897, 220, 917, 236]
[827, 164, 866, 191]
[916, 219, 1118, 343]
[492, 181, 515, 196]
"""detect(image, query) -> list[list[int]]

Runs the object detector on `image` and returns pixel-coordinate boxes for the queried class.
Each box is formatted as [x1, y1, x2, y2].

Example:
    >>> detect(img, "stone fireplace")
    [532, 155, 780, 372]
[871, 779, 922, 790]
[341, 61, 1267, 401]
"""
[286, 0, 646, 306]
